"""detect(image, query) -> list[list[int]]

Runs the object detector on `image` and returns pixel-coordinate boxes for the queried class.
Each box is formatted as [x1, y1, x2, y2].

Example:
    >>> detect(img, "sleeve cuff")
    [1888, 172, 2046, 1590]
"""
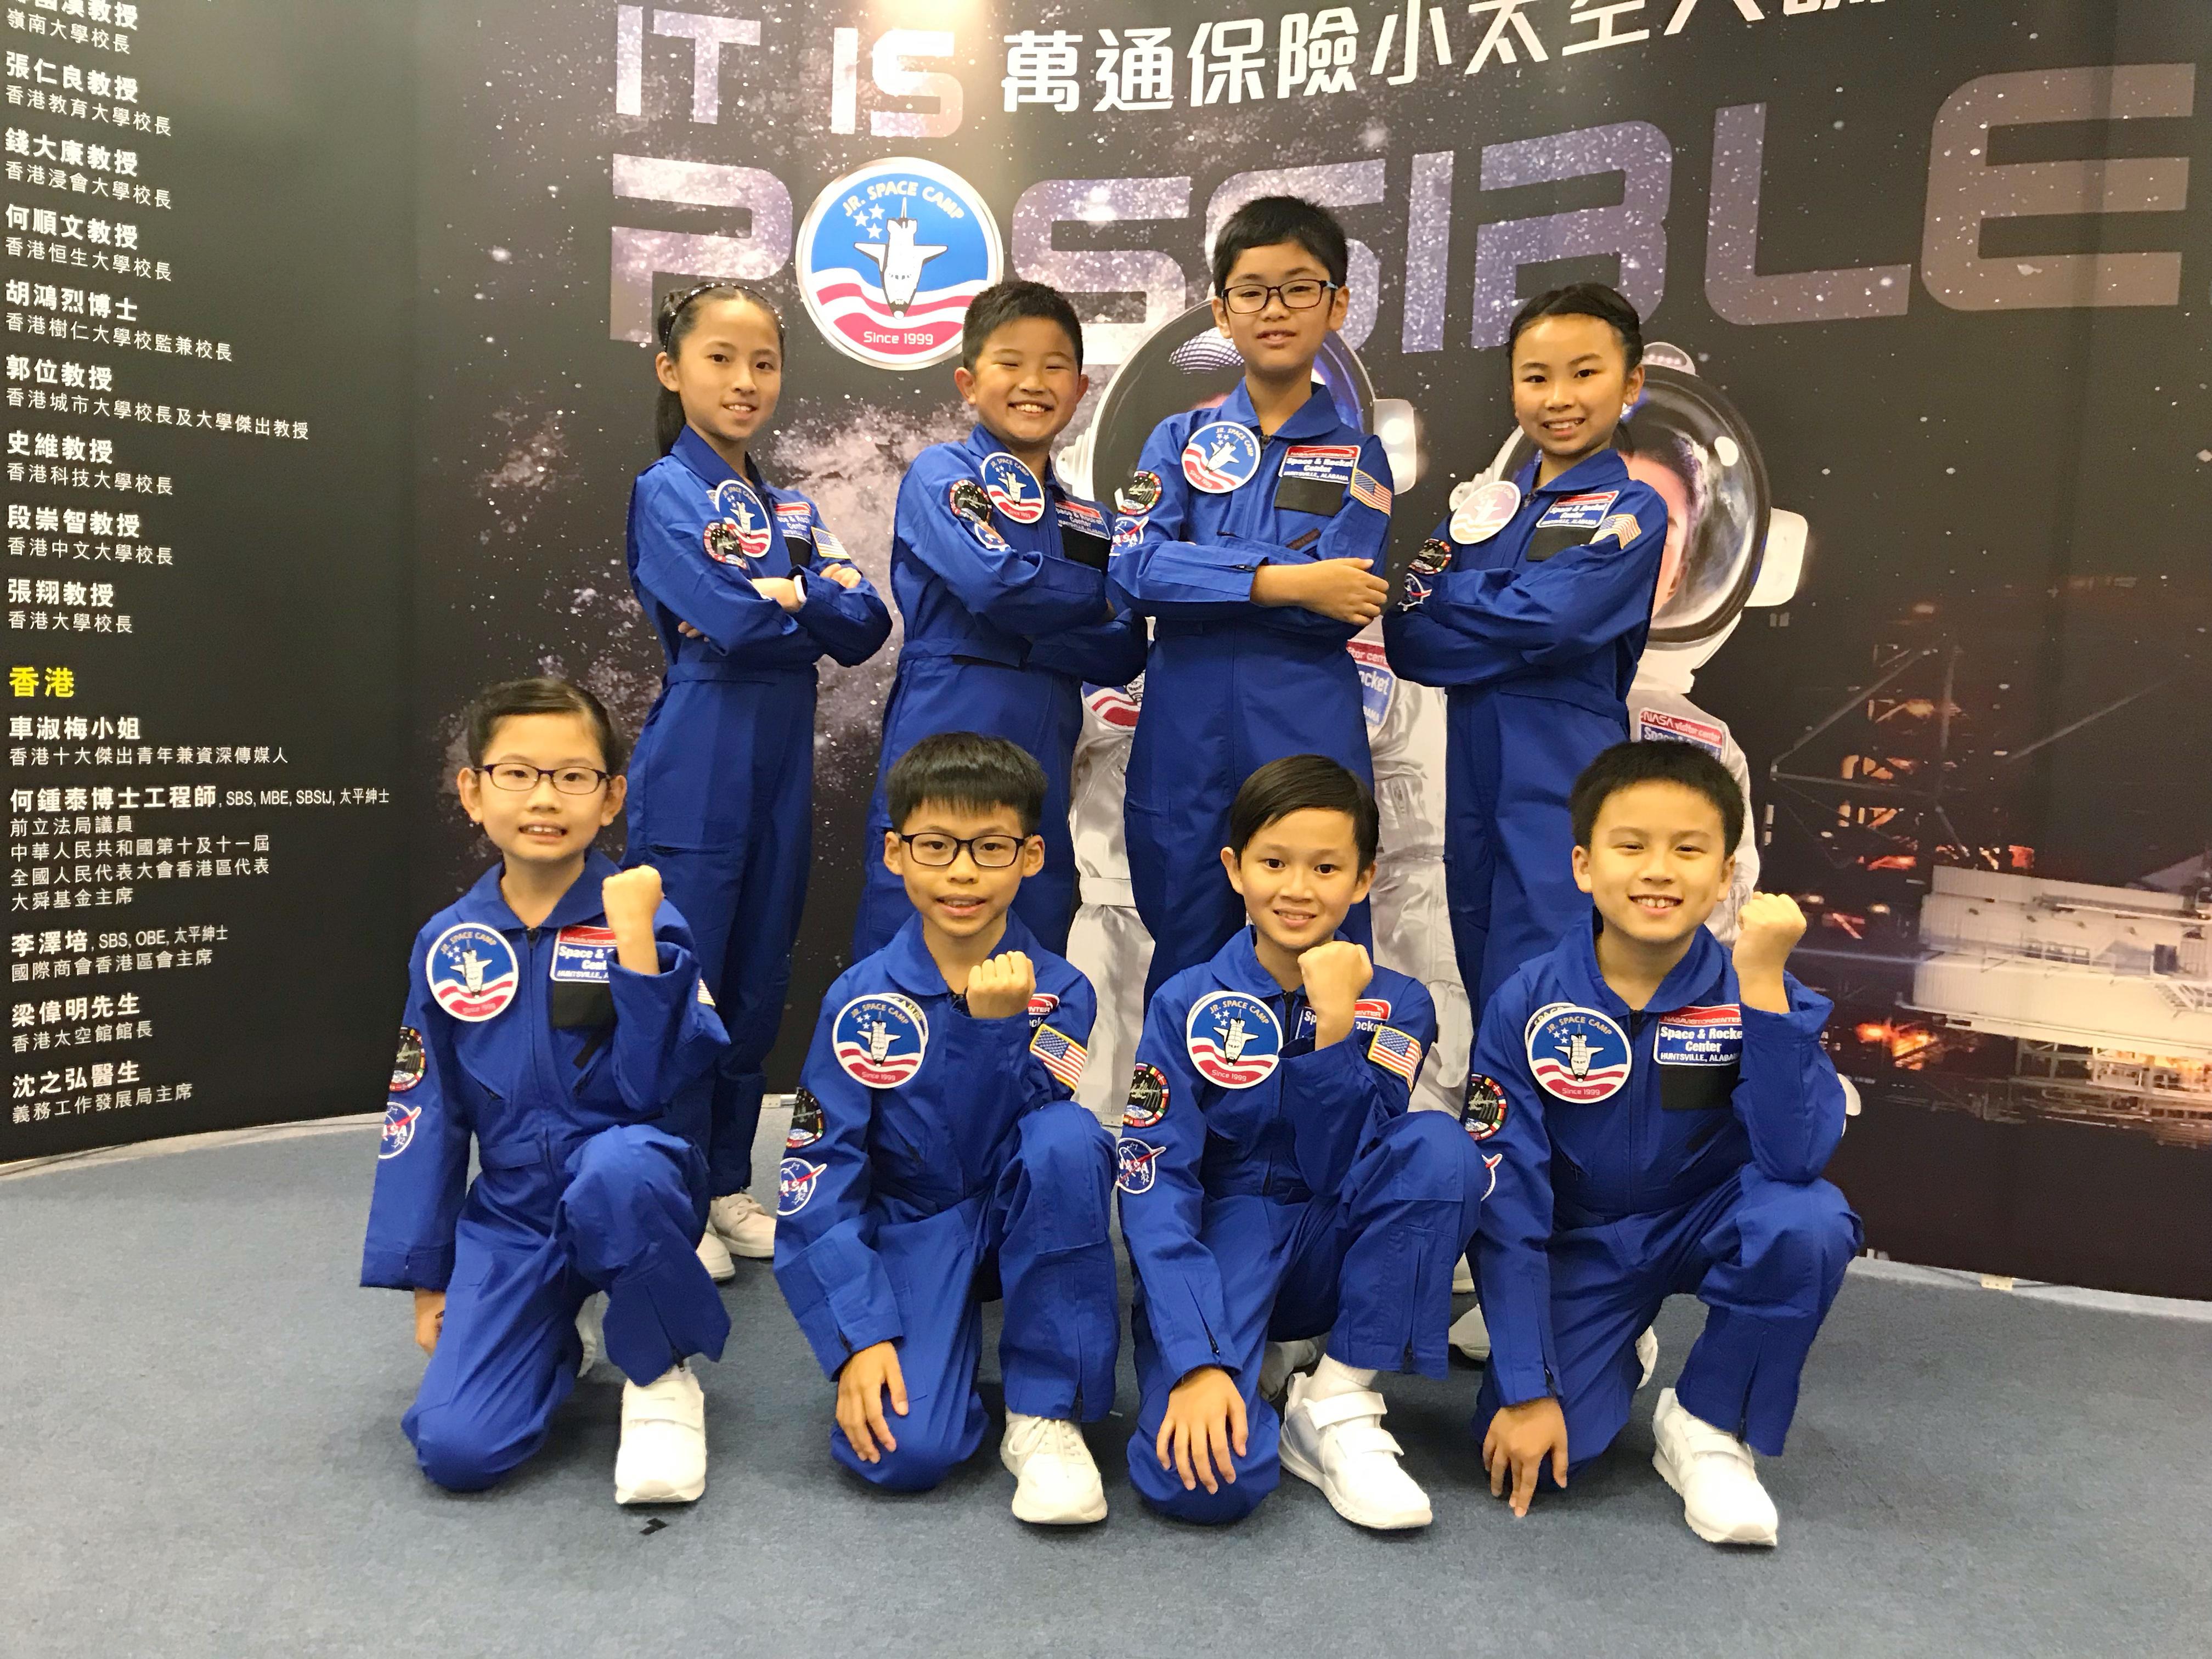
[360, 1242, 454, 1293]
[1476, 1255, 1558, 1406]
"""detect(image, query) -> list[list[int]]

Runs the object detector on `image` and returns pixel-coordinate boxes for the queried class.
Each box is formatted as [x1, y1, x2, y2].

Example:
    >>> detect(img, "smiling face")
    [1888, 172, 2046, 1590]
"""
[884, 798, 1045, 946]
[1222, 807, 1374, 961]
[1572, 780, 1733, 951]
[655, 295, 783, 452]
[953, 315, 1088, 462]
[1212, 239, 1348, 383]
[457, 712, 624, 876]
[1511, 313, 1644, 482]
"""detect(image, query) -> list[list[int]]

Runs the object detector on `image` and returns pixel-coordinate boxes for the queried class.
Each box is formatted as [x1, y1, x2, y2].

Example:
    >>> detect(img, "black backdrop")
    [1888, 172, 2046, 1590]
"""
[13, 1, 2212, 1301]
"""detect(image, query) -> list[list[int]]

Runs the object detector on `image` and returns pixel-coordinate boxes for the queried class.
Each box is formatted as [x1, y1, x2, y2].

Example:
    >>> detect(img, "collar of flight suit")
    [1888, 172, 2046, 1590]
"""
[1217, 377, 1345, 445]
[1563, 910, 1731, 1022]
[451, 849, 623, 937]
[878, 906, 1046, 1001]
[670, 425, 772, 496]
[1516, 444, 1630, 500]
[1205, 922, 1353, 1003]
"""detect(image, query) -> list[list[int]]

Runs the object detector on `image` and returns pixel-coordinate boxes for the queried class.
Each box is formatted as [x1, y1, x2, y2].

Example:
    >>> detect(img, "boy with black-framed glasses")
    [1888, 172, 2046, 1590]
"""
[1108, 194, 1395, 998]
[774, 732, 1120, 1525]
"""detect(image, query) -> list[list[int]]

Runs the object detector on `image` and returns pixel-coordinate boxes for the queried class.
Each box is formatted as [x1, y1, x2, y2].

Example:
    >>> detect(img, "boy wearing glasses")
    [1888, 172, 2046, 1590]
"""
[362, 678, 733, 1505]
[776, 732, 1120, 1525]
[1109, 196, 1394, 996]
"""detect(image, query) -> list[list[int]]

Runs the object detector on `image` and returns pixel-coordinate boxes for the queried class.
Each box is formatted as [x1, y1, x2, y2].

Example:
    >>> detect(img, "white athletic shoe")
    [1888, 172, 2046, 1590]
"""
[1259, 1337, 1323, 1406]
[709, 1192, 775, 1260]
[1452, 1254, 1475, 1295]
[695, 1225, 735, 1283]
[1637, 1327, 1660, 1389]
[615, 1362, 708, 1505]
[1278, 1373, 1432, 1531]
[1651, 1387, 1778, 1547]
[575, 1292, 606, 1378]
[1000, 1413, 1107, 1525]
[1448, 1302, 1491, 1362]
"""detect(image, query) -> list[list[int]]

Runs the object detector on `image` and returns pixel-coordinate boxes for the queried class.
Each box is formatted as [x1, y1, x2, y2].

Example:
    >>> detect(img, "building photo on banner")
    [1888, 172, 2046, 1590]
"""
[4, 1, 2211, 1656]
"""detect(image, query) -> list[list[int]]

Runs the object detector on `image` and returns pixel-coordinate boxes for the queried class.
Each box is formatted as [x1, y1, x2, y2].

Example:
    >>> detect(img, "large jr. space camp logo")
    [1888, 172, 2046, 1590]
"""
[797, 157, 1003, 370]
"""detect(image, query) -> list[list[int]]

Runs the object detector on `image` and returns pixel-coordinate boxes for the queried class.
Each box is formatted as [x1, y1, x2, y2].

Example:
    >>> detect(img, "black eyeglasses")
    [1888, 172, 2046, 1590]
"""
[476, 764, 611, 797]
[895, 831, 1029, 870]
[1218, 279, 1339, 315]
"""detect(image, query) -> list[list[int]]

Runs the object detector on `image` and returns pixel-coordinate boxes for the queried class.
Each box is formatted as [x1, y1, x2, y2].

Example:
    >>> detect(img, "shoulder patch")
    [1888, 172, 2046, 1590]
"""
[1115, 470, 1164, 516]
[1366, 1024, 1423, 1083]
[786, 1086, 825, 1148]
[1348, 467, 1392, 514]
[1116, 1138, 1165, 1195]
[947, 478, 1011, 551]
[390, 1026, 425, 1093]
[1029, 1023, 1088, 1091]
[1122, 1062, 1169, 1129]
[378, 1099, 420, 1160]
[1461, 1073, 1508, 1141]
[777, 1156, 828, 1216]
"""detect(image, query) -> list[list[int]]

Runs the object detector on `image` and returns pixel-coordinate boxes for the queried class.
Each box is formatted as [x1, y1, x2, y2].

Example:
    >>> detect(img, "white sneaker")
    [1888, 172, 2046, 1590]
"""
[709, 1192, 775, 1260]
[1637, 1327, 1660, 1389]
[1000, 1412, 1107, 1525]
[1651, 1387, 1779, 1547]
[1449, 1302, 1491, 1362]
[615, 1362, 707, 1505]
[1278, 1373, 1432, 1531]
[1452, 1254, 1475, 1295]
[575, 1292, 606, 1378]
[1259, 1337, 1323, 1406]
[696, 1225, 735, 1283]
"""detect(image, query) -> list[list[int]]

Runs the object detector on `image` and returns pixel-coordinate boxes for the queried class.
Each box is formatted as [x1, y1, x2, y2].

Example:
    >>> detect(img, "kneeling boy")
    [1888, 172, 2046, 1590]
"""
[362, 677, 732, 1504]
[1118, 755, 1493, 1530]
[1474, 740, 1860, 1546]
[775, 732, 1120, 1523]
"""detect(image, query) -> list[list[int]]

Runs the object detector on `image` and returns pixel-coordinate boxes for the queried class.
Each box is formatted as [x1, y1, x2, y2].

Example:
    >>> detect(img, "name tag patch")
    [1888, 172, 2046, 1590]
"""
[551, 924, 617, 983]
[1279, 444, 1357, 484]
[1536, 490, 1618, 531]
[1656, 1005, 1743, 1066]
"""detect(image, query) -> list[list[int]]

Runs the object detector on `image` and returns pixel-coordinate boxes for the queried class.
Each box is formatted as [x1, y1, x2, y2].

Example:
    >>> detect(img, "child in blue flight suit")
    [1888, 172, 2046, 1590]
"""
[852, 281, 1146, 958]
[1472, 741, 1859, 1548]
[1109, 196, 1395, 998]
[778, 733, 1120, 1525]
[1117, 755, 1492, 1532]
[624, 283, 891, 1274]
[1384, 282, 1668, 1010]
[362, 678, 732, 1505]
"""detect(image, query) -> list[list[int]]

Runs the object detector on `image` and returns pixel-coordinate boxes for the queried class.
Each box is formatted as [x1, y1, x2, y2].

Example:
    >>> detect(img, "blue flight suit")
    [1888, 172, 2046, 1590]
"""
[773, 912, 1120, 1491]
[1383, 449, 1666, 1010]
[360, 851, 733, 1493]
[853, 428, 1146, 958]
[1109, 384, 1392, 998]
[1469, 918, 1861, 1469]
[1115, 928, 1490, 1523]
[624, 427, 892, 1198]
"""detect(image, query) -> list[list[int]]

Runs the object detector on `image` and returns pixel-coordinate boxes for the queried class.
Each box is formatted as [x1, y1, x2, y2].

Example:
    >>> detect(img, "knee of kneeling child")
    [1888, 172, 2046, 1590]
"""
[1373, 1109, 1483, 1199]
[1754, 1180, 1859, 1282]
[410, 1409, 510, 1494]
[569, 1124, 681, 1205]
[1020, 1099, 1111, 1177]
[850, 1429, 966, 1494]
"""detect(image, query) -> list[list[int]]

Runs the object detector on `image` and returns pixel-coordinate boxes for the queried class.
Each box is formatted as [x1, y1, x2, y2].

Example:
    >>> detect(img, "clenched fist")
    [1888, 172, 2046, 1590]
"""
[818, 561, 864, 591]
[601, 865, 663, 934]
[964, 950, 1036, 1020]
[1731, 891, 1806, 1014]
[1298, 939, 1373, 1048]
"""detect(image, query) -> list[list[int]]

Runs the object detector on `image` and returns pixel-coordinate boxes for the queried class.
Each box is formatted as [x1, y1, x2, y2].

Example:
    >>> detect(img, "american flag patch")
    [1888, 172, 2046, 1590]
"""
[1348, 468, 1392, 514]
[1030, 1024, 1088, 1090]
[1367, 1024, 1423, 1083]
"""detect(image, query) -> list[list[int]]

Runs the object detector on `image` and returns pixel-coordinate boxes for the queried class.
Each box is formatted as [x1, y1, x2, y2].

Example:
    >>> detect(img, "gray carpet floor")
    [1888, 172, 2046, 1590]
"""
[4, 1117, 2209, 1659]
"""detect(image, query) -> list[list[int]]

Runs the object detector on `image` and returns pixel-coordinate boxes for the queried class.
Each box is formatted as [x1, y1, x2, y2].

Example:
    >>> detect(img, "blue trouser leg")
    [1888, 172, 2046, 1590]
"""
[558, 1125, 731, 1383]
[1327, 1110, 1492, 1378]
[1673, 1169, 1859, 1456]
[403, 1126, 724, 1492]
[1471, 1168, 1860, 1478]
[990, 1099, 1120, 1421]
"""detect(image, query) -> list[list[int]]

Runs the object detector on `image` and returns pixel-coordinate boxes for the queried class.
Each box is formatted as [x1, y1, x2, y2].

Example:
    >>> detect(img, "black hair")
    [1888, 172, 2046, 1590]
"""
[1569, 741, 1743, 851]
[887, 732, 1048, 837]
[464, 676, 629, 776]
[1506, 281, 1645, 371]
[654, 283, 785, 455]
[960, 279, 1085, 373]
[1210, 195, 1350, 294]
[1227, 754, 1379, 870]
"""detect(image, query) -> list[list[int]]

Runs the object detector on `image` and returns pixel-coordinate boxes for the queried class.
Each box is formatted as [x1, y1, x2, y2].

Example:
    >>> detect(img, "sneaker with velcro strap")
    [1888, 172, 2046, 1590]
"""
[1277, 1373, 1432, 1531]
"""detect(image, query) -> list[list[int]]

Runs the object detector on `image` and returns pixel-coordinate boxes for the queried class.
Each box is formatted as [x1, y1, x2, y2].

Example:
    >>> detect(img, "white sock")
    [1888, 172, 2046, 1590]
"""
[1305, 1352, 1378, 1400]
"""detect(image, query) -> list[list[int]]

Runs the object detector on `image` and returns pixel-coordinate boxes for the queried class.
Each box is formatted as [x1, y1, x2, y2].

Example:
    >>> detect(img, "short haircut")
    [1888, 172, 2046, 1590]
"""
[1227, 754, 1379, 870]
[1211, 195, 1350, 293]
[887, 732, 1048, 836]
[464, 676, 629, 775]
[961, 279, 1084, 372]
[1570, 741, 1744, 851]
[1507, 281, 1645, 371]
